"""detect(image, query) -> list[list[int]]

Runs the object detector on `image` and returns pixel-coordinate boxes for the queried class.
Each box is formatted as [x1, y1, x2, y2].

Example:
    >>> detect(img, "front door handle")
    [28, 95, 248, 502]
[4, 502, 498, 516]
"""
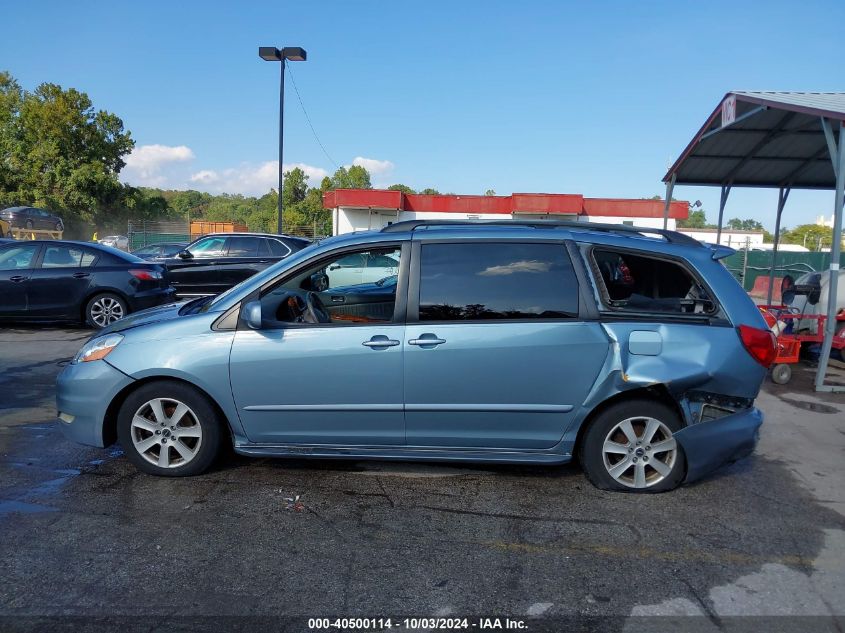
[362, 335, 400, 349]
[72, 272, 90, 279]
[9, 275, 28, 283]
[408, 335, 446, 346]
[330, 295, 346, 303]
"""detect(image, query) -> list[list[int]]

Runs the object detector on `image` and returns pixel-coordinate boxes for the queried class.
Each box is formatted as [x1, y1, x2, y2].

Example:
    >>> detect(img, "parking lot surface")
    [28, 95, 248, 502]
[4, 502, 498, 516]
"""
[1, 326, 845, 631]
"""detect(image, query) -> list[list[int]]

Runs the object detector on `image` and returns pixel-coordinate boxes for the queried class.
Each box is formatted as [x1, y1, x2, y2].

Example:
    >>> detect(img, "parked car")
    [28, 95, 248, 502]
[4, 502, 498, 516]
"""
[0, 206, 64, 231]
[57, 220, 773, 491]
[163, 232, 311, 297]
[131, 242, 187, 261]
[0, 240, 175, 328]
[98, 235, 130, 251]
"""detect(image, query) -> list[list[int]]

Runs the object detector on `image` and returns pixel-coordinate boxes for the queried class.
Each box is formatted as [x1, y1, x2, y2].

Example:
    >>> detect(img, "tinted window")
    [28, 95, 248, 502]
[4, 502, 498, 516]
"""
[227, 236, 259, 257]
[0, 244, 39, 270]
[266, 239, 290, 256]
[419, 243, 578, 321]
[190, 236, 227, 257]
[335, 253, 366, 268]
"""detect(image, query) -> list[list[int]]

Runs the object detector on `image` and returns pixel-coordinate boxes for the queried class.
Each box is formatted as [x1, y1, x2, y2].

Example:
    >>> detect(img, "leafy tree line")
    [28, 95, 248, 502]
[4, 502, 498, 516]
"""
[674, 204, 838, 251]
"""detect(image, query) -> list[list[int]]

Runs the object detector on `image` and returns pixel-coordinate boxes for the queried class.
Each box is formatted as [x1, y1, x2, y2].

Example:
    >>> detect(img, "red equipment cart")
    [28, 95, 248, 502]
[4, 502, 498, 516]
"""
[758, 306, 845, 384]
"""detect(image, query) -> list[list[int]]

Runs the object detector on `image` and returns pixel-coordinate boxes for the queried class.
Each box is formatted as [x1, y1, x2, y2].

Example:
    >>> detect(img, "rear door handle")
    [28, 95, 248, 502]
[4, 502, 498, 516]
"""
[331, 296, 346, 303]
[362, 336, 400, 349]
[408, 336, 446, 346]
[9, 275, 28, 283]
[72, 272, 90, 279]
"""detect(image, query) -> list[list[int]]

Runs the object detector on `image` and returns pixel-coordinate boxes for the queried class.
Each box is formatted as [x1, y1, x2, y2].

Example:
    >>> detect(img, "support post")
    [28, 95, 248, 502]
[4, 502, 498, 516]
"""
[277, 58, 286, 235]
[815, 119, 845, 392]
[716, 185, 731, 244]
[662, 173, 676, 230]
[766, 186, 790, 307]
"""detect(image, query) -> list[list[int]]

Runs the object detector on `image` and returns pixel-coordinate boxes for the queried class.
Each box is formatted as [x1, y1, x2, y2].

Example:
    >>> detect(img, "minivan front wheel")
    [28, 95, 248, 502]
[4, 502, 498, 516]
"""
[581, 400, 686, 492]
[117, 381, 222, 476]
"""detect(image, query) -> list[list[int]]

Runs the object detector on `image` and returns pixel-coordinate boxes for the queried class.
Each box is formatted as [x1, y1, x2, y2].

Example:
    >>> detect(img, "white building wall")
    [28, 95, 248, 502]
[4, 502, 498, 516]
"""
[676, 229, 764, 247]
[583, 215, 676, 230]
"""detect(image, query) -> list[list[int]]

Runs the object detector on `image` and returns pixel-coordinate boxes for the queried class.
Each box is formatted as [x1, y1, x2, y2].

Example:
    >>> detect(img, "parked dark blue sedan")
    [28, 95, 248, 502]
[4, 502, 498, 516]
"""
[0, 240, 175, 328]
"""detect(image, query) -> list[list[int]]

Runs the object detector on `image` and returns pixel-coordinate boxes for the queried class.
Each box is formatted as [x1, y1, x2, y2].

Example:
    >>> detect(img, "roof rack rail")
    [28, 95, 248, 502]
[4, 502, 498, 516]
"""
[380, 219, 702, 247]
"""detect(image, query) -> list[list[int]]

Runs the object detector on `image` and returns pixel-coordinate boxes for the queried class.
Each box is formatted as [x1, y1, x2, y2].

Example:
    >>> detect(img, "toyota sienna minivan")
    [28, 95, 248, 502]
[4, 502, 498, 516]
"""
[56, 221, 775, 492]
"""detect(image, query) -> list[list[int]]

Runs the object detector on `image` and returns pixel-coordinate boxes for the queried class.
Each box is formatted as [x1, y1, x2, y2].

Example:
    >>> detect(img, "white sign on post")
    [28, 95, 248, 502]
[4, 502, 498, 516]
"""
[722, 95, 737, 127]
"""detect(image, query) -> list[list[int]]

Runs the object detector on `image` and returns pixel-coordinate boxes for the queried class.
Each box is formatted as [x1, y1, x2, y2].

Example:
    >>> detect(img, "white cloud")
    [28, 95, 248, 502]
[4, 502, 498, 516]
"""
[188, 161, 329, 196]
[122, 144, 195, 186]
[478, 260, 552, 276]
[351, 156, 395, 177]
[121, 145, 389, 195]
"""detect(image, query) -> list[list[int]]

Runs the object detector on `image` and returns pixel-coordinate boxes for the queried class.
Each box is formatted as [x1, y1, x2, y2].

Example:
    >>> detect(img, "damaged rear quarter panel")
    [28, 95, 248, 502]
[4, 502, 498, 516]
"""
[561, 321, 767, 452]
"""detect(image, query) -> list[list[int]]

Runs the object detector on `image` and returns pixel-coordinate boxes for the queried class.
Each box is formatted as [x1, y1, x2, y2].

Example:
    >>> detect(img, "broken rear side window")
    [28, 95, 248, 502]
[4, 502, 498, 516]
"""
[591, 249, 716, 315]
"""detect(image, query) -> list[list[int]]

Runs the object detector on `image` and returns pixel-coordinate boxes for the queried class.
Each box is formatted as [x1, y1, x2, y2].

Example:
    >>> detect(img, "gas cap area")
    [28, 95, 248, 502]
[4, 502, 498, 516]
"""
[629, 330, 662, 356]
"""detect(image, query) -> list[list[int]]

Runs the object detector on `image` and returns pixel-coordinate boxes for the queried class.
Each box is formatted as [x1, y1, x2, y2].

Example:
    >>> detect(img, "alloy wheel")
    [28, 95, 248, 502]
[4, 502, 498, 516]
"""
[90, 297, 124, 326]
[601, 416, 678, 489]
[130, 398, 203, 468]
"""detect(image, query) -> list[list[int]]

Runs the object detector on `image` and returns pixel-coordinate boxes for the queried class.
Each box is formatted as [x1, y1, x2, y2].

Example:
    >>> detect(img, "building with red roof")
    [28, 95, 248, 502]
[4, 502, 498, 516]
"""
[322, 190, 688, 235]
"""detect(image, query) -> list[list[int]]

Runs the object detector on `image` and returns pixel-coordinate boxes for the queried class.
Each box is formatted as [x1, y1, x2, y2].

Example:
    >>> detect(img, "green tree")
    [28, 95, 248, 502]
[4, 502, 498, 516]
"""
[677, 209, 715, 229]
[330, 165, 372, 189]
[781, 224, 836, 251]
[0, 72, 134, 231]
[387, 184, 415, 194]
[282, 167, 308, 209]
[419, 188, 441, 195]
[484, 189, 496, 196]
[726, 218, 764, 231]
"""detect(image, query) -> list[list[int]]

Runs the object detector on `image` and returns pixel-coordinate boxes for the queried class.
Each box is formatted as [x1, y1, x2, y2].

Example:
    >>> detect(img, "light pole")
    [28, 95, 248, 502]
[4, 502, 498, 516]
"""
[259, 46, 307, 234]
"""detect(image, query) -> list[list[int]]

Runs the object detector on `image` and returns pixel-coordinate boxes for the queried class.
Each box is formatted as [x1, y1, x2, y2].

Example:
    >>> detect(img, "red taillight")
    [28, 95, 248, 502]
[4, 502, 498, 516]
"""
[738, 324, 777, 368]
[129, 269, 161, 281]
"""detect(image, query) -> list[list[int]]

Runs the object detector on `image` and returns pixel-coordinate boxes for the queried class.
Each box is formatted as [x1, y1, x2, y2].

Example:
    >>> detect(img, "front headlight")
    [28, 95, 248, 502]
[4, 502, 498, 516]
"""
[72, 334, 124, 364]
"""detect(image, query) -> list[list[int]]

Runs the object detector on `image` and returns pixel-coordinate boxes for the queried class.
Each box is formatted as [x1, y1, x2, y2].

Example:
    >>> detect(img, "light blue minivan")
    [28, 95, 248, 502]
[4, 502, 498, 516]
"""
[56, 221, 776, 492]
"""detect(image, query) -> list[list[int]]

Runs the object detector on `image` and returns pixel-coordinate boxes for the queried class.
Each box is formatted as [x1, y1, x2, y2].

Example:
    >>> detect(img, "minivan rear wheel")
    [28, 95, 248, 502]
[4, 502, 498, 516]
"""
[116, 381, 222, 477]
[581, 399, 686, 492]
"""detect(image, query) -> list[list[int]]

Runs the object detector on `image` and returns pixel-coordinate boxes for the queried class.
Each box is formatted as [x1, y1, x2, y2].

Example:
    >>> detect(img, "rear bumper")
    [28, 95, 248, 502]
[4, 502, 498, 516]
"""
[128, 287, 176, 312]
[56, 360, 135, 447]
[675, 407, 763, 482]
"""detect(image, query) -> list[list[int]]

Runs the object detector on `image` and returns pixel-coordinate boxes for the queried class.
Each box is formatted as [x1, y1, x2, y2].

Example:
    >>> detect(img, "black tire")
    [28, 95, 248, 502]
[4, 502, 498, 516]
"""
[84, 292, 128, 329]
[580, 399, 686, 493]
[55, 221, 63, 232]
[116, 380, 223, 477]
[771, 363, 792, 385]
[24, 219, 33, 230]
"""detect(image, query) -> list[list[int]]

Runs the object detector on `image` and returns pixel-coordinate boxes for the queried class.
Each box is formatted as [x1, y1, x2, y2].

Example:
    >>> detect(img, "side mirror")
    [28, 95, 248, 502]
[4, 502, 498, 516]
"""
[243, 300, 263, 329]
[310, 272, 329, 292]
[177, 250, 193, 260]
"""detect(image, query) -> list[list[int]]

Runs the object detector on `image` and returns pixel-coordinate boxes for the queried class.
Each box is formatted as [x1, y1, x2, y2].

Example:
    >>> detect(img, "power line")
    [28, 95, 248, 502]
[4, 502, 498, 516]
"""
[286, 64, 339, 171]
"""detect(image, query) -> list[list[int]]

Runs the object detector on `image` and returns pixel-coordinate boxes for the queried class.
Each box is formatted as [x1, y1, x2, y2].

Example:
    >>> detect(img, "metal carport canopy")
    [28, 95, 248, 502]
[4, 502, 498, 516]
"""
[661, 91, 845, 392]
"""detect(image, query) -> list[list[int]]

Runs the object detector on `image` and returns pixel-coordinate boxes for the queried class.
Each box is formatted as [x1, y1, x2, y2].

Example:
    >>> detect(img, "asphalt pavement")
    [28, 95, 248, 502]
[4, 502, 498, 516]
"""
[1, 326, 844, 633]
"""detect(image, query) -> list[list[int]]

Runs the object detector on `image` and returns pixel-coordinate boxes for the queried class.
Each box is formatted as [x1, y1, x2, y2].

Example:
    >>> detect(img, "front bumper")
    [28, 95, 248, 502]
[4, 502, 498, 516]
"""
[675, 406, 763, 483]
[56, 359, 135, 447]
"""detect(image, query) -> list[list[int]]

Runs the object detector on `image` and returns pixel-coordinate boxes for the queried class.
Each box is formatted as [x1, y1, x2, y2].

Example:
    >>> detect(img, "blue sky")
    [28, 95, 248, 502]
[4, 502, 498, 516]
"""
[3, 0, 842, 229]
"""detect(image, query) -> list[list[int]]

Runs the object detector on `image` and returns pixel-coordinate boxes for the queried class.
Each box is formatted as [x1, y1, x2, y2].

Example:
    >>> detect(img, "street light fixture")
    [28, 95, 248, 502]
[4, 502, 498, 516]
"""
[258, 46, 307, 234]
